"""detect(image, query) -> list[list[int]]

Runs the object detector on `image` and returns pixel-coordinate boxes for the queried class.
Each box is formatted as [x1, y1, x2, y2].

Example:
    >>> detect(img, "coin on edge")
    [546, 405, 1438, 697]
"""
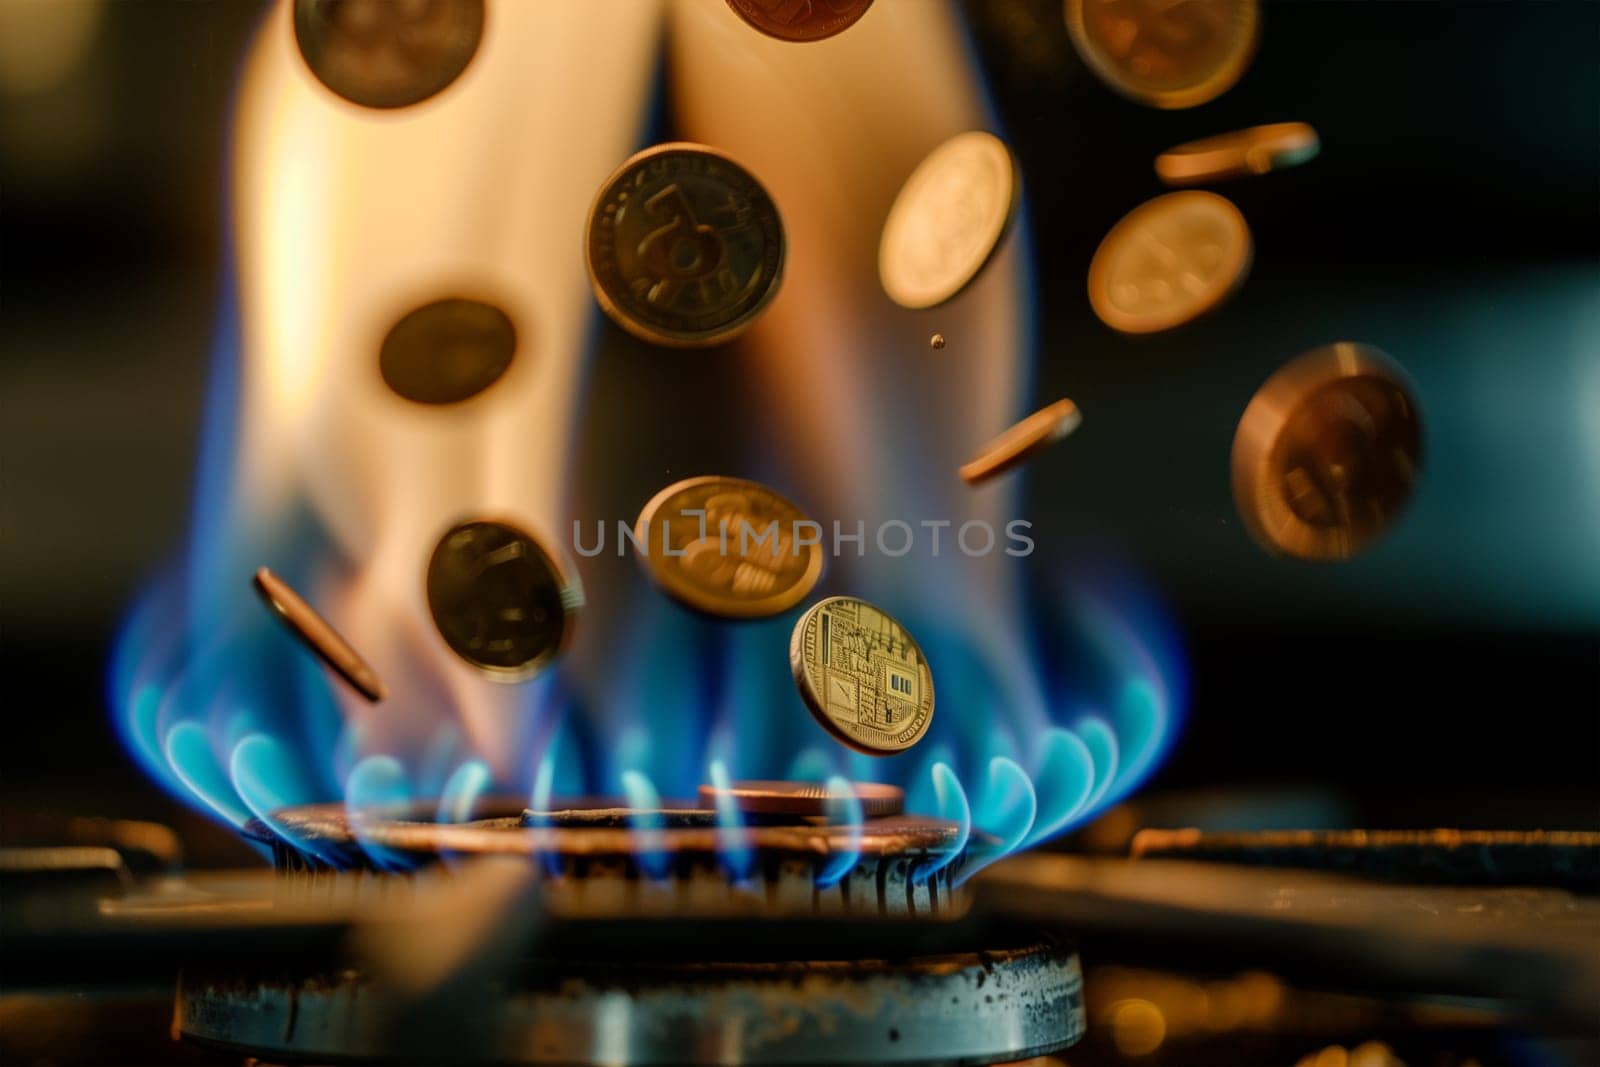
[293, 0, 484, 110]
[790, 597, 934, 757]
[379, 297, 517, 404]
[1156, 122, 1320, 186]
[960, 398, 1082, 485]
[425, 519, 582, 680]
[586, 143, 785, 348]
[1231, 343, 1422, 561]
[634, 476, 822, 619]
[1088, 190, 1252, 335]
[724, 0, 875, 42]
[254, 567, 386, 702]
[1064, 0, 1259, 110]
[879, 131, 1019, 310]
[698, 780, 905, 817]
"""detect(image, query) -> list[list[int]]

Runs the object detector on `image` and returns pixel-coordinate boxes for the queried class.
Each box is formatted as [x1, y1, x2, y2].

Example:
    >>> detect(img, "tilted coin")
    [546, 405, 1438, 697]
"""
[253, 567, 386, 703]
[879, 131, 1019, 310]
[1088, 190, 1252, 335]
[1156, 122, 1321, 186]
[1064, 0, 1259, 110]
[293, 0, 483, 110]
[930, 332, 946, 349]
[724, 0, 876, 42]
[697, 780, 905, 818]
[379, 297, 516, 404]
[425, 519, 582, 680]
[790, 597, 934, 757]
[586, 143, 785, 348]
[1231, 343, 1422, 561]
[959, 398, 1082, 485]
[634, 476, 822, 619]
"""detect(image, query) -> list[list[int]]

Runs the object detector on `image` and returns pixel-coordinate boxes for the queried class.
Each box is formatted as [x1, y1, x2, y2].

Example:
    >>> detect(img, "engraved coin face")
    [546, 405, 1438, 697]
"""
[635, 476, 822, 619]
[1231, 343, 1423, 561]
[697, 780, 905, 817]
[790, 597, 934, 756]
[960, 398, 1083, 485]
[293, 0, 484, 110]
[1156, 122, 1321, 186]
[724, 0, 875, 42]
[379, 298, 516, 404]
[1065, 0, 1258, 110]
[425, 519, 582, 680]
[586, 143, 785, 348]
[879, 131, 1018, 310]
[1088, 190, 1251, 334]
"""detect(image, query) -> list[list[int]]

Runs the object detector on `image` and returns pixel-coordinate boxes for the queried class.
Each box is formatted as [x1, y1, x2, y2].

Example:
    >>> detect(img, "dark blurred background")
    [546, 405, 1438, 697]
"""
[2, 0, 1596, 861]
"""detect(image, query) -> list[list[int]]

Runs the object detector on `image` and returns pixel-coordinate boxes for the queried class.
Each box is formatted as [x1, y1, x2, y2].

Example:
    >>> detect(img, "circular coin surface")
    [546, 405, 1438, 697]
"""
[1087, 190, 1251, 334]
[634, 476, 822, 619]
[293, 0, 484, 110]
[1064, 0, 1258, 110]
[697, 780, 905, 817]
[1156, 122, 1321, 186]
[959, 398, 1082, 485]
[790, 597, 934, 756]
[879, 131, 1018, 310]
[425, 519, 582, 680]
[1231, 343, 1423, 561]
[379, 298, 516, 404]
[586, 143, 785, 348]
[724, 0, 875, 41]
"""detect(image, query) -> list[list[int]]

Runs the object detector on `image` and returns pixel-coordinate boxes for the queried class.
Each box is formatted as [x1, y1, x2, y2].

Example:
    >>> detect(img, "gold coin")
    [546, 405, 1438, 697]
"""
[1064, 0, 1258, 110]
[724, 0, 876, 42]
[697, 779, 905, 817]
[634, 476, 822, 619]
[1087, 190, 1251, 334]
[293, 0, 484, 110]
[1156, 122, 1321, 186]
[959, 398, 1082, 485]
[254, 567, 386, 703]
[790, 597, 934, 757]
[425, 519, 582, 680]
[379, 297, 516, 404]
[585, 143, 785, 348]
[1231, 343, 1422, 561]
[879, 131, 1019, 310]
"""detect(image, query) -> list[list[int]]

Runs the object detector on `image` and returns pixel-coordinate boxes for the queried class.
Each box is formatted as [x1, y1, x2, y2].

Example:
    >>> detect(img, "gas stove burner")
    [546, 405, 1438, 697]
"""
[246, 796, 978, 919]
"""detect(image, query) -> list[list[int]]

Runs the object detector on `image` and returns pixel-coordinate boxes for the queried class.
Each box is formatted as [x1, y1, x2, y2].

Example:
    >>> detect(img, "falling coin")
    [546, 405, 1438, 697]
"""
[634, 476, 823, 619]
[790, 597, 934, 757]
[1156, 122, 1321, 186]
[425, 519, 582, 680]
[1088, 190, 1252, 335]
[879, 131, 1019, 310]
[697, 780, 905, 818]
[253, 567, 386, 702]
[930, 332, 947, 349]
[959, 398, 1082, 485]
[1064, 0, 1259, 110]
[293, 0, 484, 110]
[379, 297, 516, 405]
[586, 143, 785, 348]
[1231, 343, 1423, 561]
[723, 0, 876, 42]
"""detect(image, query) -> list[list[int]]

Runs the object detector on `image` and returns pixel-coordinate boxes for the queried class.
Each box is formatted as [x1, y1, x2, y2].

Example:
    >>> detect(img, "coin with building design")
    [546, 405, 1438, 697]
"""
[790, 597, 935, 756]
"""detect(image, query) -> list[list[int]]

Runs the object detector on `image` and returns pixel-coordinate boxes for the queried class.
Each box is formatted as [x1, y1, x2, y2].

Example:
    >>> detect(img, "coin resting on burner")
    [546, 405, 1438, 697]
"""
[790, 597, 935, 756]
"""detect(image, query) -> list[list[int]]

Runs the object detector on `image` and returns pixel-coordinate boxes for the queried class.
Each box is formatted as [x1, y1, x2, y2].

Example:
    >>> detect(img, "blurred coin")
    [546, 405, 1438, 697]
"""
[790, 597, 934, 756]
[879, 131, 1018, 309]
[379, 298, 516, 404]
[254, 567, 386, 702]
[698, 779, 905, 817]
[586, 143, 785, 348]
[930, 332, 946, 349]
[1064, 0, 1258, 109]
[724, 0, 875, 41]
[635, 476, 822, 618]
[1088, 190, 1251, 334]
[1156, 122, 1320, 186]
[960, 398, 1082, 485]
[426, 519, 582, 680]
[1231, 343, 1422, 561]
[293, 0, 483, 110]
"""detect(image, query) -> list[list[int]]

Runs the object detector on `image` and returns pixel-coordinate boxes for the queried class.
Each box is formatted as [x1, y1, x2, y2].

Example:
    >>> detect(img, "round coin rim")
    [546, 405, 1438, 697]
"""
[633, 475, 824, 619]
[1155, 122, 1321, 186]
[584, 142, 786, 349]
[291, 0, 486, 111]
[1063, 0, 1260, 110]
[723, 0, 876, 42]
[788, 596, 936, 757]
[696, 779, 906, 817]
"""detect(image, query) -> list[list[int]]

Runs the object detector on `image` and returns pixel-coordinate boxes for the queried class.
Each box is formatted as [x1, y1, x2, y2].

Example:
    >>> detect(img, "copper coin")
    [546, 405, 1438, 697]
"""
[790, 597, 934, 757]
[960, 398, 1082, 485]
[724, 0, 875, 42]
[254, 567, 386, 702]
[1064, 0, 1258, 110]
[379, 298, 516, 404]
[1156, 122, 1321, 186]
[293, 0, 483, 110]
[698, 780, 905, 817]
